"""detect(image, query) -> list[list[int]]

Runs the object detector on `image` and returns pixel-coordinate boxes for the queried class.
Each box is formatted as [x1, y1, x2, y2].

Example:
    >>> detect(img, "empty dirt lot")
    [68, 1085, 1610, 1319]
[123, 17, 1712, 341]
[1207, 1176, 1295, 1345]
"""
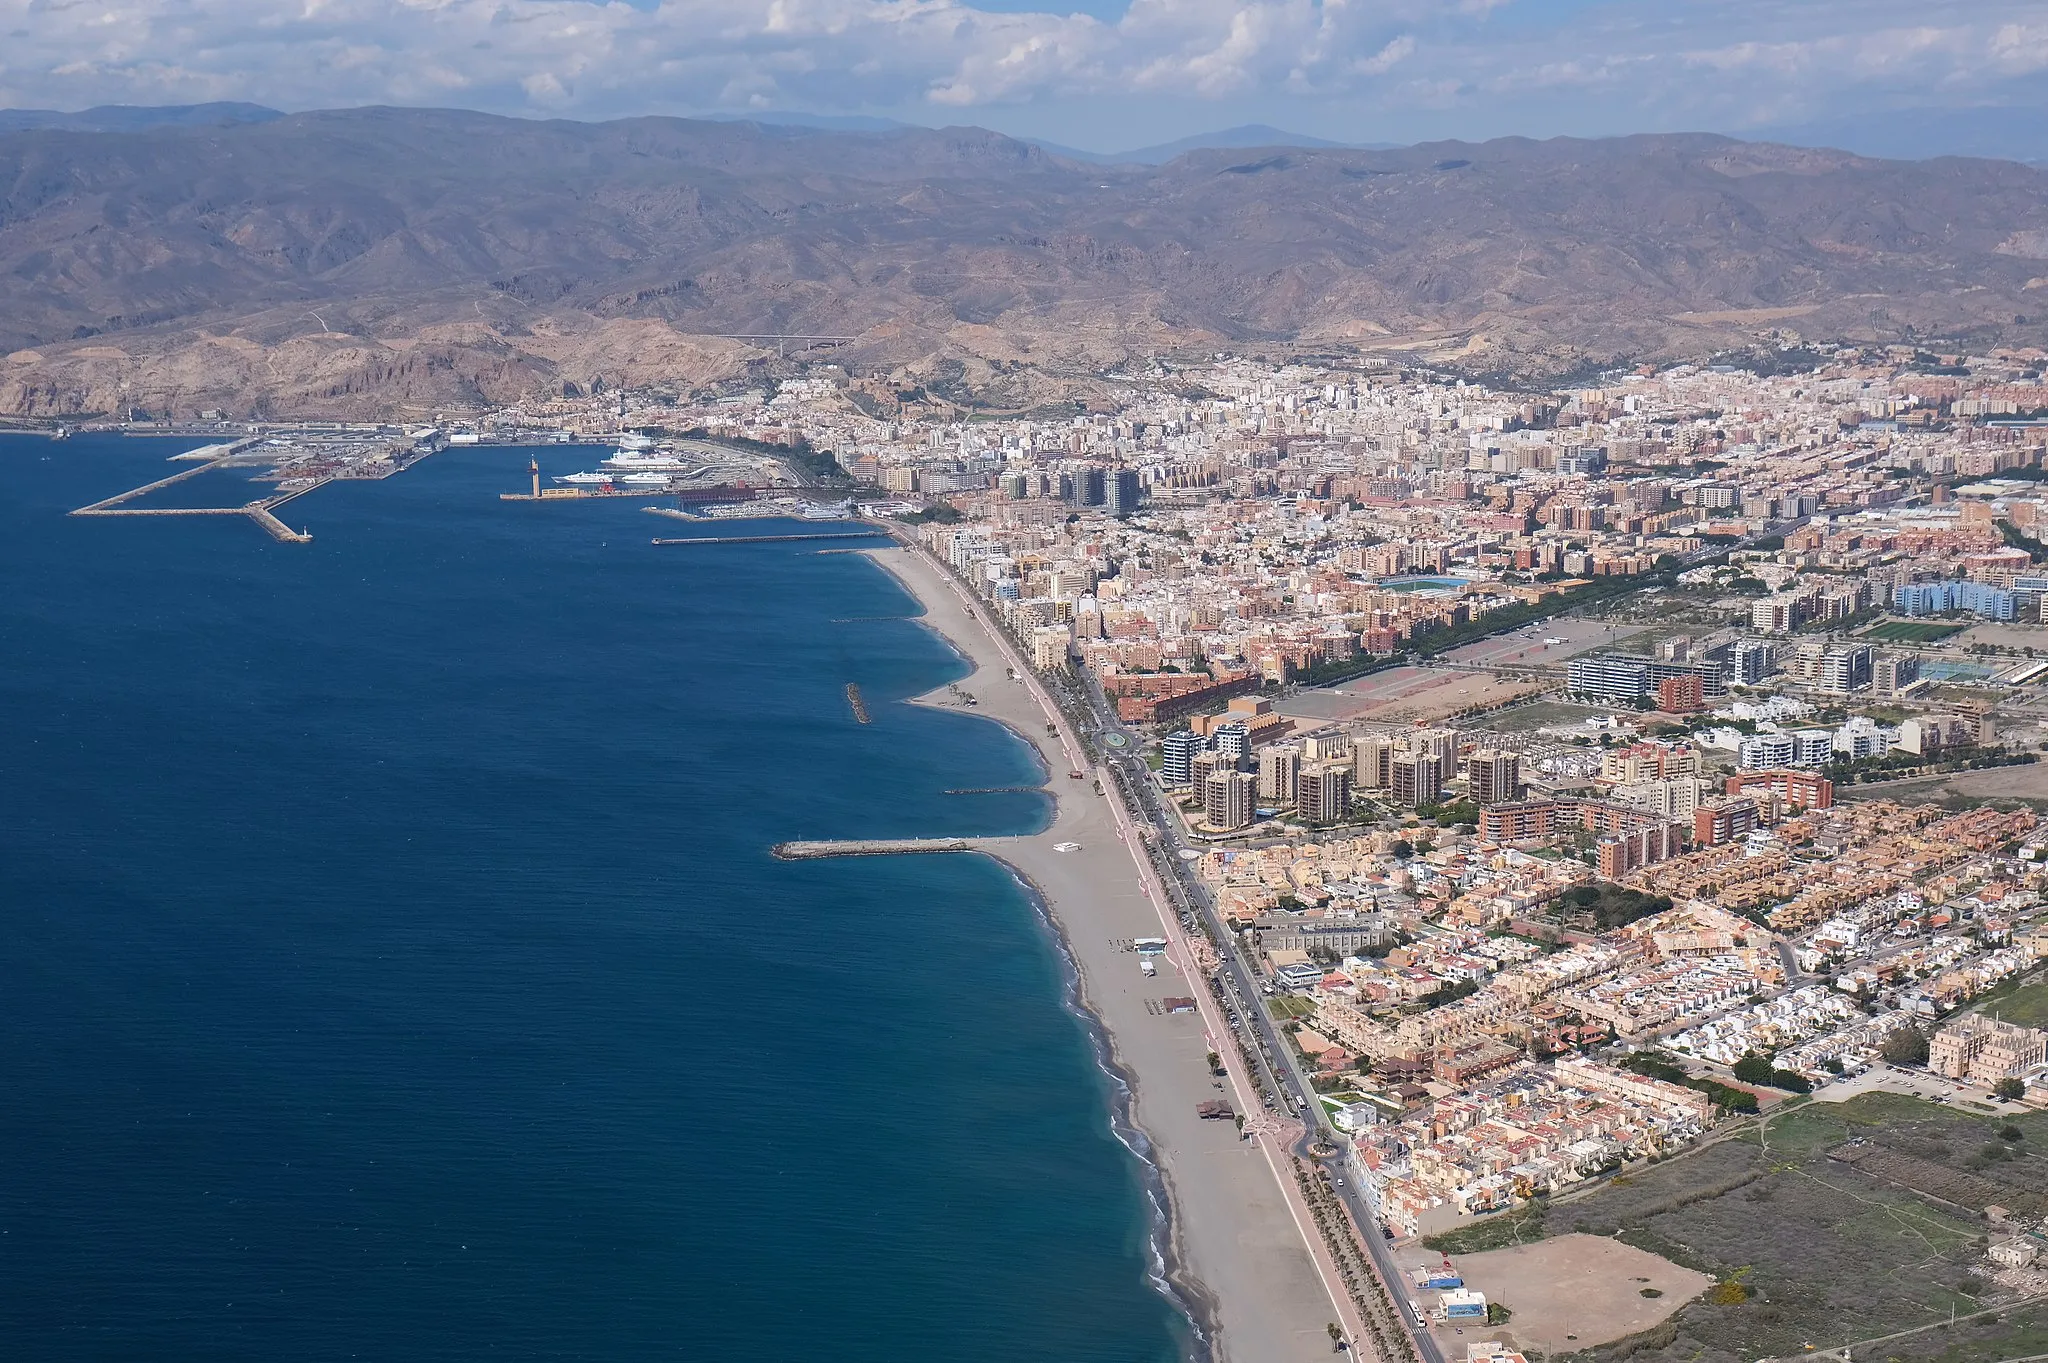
[1278, 667, 1543, 725]
[1841, 762, 2048, 807]
[1408, 1234, 1710, 1352]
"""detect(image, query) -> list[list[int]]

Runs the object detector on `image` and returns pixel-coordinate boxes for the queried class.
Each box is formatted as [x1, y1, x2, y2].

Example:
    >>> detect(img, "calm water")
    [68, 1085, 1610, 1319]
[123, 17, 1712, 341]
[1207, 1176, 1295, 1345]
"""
[0, 435, 1188, 1362]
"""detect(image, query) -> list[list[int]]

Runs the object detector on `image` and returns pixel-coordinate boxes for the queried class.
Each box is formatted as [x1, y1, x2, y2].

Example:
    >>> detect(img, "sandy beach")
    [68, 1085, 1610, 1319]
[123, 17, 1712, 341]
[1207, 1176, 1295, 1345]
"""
[854, 541, 1359, 1363]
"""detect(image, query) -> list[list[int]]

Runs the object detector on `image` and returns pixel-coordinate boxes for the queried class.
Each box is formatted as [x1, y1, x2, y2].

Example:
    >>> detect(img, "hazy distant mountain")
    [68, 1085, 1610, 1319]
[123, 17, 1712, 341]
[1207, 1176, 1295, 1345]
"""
[1031, 123, 1376, 165]
[0, 102, 282, 133]
[696, 110, 912, 134]
[2, 108, 2046, 417]
[1754, 107, 2048, 166]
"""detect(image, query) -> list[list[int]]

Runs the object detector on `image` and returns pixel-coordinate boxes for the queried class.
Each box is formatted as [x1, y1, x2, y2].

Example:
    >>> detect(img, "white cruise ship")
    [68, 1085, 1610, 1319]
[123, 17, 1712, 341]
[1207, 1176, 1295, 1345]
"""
[554, 471, 615, 485]
[599, 451, 692, 471]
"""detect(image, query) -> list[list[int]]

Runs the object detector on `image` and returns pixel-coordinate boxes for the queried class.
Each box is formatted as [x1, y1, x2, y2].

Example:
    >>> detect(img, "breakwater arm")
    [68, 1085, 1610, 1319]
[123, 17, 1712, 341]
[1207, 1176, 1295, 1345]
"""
[772, 838, 979, 860]
[651, 531, 886, 546]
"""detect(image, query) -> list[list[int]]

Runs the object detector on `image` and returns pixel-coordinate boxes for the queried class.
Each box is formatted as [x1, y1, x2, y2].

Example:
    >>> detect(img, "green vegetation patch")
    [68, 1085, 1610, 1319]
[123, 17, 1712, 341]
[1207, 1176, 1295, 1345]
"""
[1431, 1093, 2048, 1363]
[1860, 620, 1967, 643]
[1872, 1301, 2048, 1363]
[1620, 1049, 1760, 1114]
[1421, 1199, 1547, 1255]
[1965, 976, 2048, 1028]
[1558, 882, 1675, 931]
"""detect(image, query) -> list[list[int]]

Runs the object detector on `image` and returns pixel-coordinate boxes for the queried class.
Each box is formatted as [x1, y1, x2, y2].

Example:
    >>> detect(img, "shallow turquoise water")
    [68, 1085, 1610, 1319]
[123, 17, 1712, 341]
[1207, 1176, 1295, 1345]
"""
[0, 434, 1190, 1362]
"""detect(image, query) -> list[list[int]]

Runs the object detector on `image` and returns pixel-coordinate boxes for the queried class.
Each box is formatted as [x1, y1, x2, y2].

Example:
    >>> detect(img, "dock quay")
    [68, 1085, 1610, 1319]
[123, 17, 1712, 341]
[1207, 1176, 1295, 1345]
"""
[772, 838, 981, 860]
[846, 683, 871, 723]
[67, 425, 436, 542]
[502, 483, 758, 505]
[249, 506, 314, 543]
[501, 486, 663, 501]
[651, 531, 884, 547]
[70, 456, 322, 542]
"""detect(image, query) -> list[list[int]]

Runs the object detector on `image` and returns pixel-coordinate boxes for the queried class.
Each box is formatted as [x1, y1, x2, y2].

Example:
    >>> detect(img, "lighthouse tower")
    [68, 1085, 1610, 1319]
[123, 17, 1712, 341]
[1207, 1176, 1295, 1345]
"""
[529, 456, 540, 498]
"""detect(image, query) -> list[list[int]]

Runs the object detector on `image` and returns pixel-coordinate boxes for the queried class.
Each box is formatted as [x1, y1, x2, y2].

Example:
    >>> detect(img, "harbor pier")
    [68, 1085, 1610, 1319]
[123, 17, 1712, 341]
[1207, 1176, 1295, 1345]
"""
[772, 838, 981, 860]
[651, 531, 885, 547]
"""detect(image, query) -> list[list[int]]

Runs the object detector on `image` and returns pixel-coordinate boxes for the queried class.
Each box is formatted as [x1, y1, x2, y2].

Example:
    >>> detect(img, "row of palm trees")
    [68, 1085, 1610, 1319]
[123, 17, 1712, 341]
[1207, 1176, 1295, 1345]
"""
[1295, 1157, 1419, 1363]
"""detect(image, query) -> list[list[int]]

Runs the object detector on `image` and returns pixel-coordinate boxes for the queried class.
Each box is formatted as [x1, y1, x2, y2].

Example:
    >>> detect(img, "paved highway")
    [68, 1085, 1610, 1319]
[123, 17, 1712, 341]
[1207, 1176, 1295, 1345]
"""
[1074, 670, 1445, 1363]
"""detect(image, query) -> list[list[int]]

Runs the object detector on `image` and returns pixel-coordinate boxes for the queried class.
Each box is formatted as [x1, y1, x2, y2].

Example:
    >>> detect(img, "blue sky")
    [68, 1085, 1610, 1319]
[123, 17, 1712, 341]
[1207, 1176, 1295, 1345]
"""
[3, 0, 2047, 158]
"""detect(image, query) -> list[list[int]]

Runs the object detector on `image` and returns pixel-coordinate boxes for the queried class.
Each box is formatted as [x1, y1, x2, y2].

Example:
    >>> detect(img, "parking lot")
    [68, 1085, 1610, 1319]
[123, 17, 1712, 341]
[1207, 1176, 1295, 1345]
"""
[1815, 1065, 2028, 1113]
[1439, 618, 1635, 669]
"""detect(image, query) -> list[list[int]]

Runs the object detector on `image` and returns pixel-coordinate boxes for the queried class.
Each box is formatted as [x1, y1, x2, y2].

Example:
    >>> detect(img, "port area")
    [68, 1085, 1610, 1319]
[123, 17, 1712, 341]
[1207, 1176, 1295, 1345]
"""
[498, 483, 758, 504]
[501, 435, 788, 504]
[69, 426, 445, 543]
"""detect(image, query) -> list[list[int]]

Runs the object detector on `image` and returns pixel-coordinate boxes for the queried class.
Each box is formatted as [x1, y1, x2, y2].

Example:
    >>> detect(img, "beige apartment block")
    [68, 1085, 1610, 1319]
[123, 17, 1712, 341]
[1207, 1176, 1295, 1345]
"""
[1929, 1014, 2046, 1082]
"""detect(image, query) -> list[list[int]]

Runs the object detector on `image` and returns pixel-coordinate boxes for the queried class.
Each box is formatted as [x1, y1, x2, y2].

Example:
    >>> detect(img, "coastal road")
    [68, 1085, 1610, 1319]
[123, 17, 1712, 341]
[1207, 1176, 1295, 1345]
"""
[1082, 688, 1446, 1363]
[1117, 758, 1447, 1363]
[891, 537, 1378, 1357]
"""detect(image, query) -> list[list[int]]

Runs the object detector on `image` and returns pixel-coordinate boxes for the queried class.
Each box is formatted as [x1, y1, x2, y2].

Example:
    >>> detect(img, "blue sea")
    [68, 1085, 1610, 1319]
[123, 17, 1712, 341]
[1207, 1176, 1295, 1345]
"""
[0, 435, 1190, 1362]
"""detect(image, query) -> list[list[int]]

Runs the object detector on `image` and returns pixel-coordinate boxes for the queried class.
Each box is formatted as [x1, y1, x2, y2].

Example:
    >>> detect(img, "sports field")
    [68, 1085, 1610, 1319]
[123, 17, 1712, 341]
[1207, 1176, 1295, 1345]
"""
[1860, 619, 1966, 643]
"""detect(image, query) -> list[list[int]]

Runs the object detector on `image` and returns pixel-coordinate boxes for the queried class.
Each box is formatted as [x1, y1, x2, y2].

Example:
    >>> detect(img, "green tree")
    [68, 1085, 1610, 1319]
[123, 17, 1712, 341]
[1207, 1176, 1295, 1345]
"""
[1996, 1077, 2027, 1102]
[1882, 1027, 1930, 1066]
[1770, 1067, 1813, 1094]
[1731, 1052, 1775, 1085]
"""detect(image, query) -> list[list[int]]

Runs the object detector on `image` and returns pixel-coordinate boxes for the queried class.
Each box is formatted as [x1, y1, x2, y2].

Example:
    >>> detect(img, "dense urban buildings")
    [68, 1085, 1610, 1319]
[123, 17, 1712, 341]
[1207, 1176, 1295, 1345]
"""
[484, 341, 2048, 1246]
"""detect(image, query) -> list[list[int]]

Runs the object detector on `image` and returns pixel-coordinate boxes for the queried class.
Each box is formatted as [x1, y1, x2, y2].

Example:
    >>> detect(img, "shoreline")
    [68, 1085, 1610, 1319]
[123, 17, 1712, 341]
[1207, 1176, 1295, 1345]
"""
[1007, 859, 1222, 1363]
[867, 583, 1220, 1353]
[853, 541, 1356, 1363]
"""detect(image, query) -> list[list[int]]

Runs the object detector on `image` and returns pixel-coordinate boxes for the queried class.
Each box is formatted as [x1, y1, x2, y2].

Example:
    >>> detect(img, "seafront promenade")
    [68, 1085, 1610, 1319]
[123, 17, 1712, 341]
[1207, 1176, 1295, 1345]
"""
[855, 541, 1369, 1363]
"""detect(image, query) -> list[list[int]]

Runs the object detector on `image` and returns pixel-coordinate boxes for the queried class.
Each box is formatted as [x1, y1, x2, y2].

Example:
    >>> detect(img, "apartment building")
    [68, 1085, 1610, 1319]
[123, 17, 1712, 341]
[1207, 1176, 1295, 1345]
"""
[1466, 748, 1524, 805]
[1929, 1014, 2046, 1083]
[1204, 768, 1256, 831]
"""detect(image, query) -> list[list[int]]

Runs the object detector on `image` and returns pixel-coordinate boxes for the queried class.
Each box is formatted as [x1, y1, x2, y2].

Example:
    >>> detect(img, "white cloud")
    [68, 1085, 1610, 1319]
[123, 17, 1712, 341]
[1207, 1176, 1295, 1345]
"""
[0, 0, 2042, 142]
[1354, 35, 1414, 78]
[0, 0, 1425, 114]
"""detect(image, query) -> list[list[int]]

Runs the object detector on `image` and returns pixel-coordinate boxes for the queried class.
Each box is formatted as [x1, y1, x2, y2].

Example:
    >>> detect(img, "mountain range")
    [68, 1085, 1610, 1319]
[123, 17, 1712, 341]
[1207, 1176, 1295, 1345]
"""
[3, 107, 2048, 418]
